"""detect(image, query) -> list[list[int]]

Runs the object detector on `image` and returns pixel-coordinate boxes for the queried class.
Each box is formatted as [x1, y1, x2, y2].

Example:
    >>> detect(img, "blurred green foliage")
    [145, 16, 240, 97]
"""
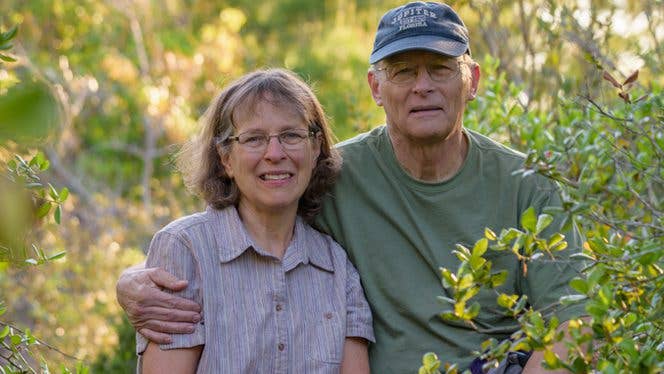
[0, 0, 661, 372]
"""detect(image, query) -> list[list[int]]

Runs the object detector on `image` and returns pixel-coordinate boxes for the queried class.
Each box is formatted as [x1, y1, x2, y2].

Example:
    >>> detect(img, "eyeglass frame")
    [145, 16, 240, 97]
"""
[217, 127, 319, 153]
[373, 58, 468, 86]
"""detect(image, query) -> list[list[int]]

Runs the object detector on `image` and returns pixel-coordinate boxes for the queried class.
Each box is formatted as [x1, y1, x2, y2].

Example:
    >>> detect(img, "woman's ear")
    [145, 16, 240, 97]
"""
[218, 144, 233, 178]
[311, 133, 322, 167]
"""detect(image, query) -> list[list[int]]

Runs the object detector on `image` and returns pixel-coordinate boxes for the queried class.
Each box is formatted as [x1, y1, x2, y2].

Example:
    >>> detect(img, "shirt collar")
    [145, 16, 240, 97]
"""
[212, 206, 334, 273]
[283, 216, 335, 273]
[212, 206, 254, 263]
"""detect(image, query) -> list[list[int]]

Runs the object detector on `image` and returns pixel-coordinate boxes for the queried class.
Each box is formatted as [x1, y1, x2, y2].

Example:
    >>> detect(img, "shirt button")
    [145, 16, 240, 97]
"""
[324, 312, 334, 319]
[276, 304, 283, 311]
[278, 343, 285, 351]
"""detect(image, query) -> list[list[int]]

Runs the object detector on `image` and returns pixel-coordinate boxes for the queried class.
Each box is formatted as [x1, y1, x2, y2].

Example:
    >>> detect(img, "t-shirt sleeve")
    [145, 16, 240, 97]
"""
[135, 229, 205, 355]
[344, 256, 375, 343]
[521, 182, 587, 323]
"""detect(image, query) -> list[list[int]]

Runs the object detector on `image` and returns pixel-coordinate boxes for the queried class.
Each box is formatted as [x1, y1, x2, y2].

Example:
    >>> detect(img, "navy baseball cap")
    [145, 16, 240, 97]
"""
[369, 2, 471, 64]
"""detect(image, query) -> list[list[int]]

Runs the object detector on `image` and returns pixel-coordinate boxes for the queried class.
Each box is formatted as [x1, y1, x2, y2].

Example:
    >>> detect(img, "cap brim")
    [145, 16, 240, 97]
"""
[369, 35, 468, 64]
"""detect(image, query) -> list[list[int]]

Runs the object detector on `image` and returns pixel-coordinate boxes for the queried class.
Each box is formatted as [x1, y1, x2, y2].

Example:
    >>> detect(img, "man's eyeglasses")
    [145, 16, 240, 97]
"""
[375, 59, 464, 85]
[222, 128, 317, 152]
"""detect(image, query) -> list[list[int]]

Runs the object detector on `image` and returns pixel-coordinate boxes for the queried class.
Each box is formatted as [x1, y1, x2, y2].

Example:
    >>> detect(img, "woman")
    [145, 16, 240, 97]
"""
[137, 68, 374, 373]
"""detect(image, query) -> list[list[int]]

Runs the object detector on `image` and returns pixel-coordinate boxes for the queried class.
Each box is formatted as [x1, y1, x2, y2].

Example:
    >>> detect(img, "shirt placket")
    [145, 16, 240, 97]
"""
[273, 260, 289, 374]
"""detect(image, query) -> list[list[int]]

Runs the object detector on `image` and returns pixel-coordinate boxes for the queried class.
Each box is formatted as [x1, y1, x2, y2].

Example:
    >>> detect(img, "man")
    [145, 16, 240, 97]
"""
[117, 2, 583, 372]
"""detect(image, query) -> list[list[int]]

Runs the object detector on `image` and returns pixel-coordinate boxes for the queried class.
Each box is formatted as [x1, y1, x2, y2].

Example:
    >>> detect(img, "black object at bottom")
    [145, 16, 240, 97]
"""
[469, 351, 532, 374]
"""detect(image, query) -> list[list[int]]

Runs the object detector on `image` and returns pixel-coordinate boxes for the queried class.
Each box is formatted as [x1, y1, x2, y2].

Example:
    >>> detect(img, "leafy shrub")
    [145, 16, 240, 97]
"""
[420, 61, 663, 373]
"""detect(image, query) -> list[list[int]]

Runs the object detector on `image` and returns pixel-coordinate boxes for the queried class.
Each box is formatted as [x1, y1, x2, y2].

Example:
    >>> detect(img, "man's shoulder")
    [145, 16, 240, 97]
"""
[300, 220, 351, 265]
[467, 129, 558, 190]
[335, 125, 385, 154]
[467, 129, 526, 162]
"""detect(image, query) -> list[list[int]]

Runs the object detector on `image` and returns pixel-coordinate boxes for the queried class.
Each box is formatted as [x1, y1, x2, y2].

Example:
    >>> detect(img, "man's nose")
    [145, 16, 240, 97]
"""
[412, 66, 435, 94]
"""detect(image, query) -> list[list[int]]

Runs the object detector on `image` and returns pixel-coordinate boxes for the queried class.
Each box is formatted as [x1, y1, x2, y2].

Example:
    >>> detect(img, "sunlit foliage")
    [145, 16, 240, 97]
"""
[0, 0, 661, 371]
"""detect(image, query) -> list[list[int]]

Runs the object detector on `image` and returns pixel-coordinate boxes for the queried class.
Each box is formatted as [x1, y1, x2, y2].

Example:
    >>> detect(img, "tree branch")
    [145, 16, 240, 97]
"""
[0, 321, 87, 365]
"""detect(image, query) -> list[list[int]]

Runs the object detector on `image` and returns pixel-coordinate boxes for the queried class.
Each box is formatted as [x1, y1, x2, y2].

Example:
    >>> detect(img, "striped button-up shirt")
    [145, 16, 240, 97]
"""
[136, 206, 374, 373]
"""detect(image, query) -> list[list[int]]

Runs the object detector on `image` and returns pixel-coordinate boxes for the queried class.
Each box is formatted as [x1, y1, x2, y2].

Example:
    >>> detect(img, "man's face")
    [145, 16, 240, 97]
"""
[368, 50, 479, 144]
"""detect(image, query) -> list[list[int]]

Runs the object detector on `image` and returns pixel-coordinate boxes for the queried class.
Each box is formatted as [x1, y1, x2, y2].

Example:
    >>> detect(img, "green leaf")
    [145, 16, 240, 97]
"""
[514, 295, 528, 313]
[455, 243, 471, 258]
[472, 238, 488, 258]
[55, 205, 62, 224]
[422, 352, 440, 369]
[58, 187, 69, 202]
[570, 252, 595, 261]
[36, 201, 52, 218]
[560, 294, 587, 305]
[40, 159, 51, 171]
[469, 255, 486, 271]
[440, 268, 455, 288]
[465, 302, 481, 319]
[0, 80, 60, 143]
[0, 54, 16, 62]
[11, 334, 21, 346]
[569, 277, 589, 294]
[587, 267, 606, 288]
[511, 340, 532, 352]
[543, 349, 561, 368]
[547, 233, 565, 247]
[1, 25, 18, 42]
[485, 228, 497, 241]
[458, 274, 474, 290]
[497, 293, 517, 309]
[550, 240, 567, 251]
[520, 207, 537, 232]
[622, 312, 637, 327]
[0, 325, 9, 338]
[499, 228, 521, 244]
[535, 214, 553, 234]
[48, 183, 59, 200]
[490, 270, 508, 287]
[48, 251, 66, 261]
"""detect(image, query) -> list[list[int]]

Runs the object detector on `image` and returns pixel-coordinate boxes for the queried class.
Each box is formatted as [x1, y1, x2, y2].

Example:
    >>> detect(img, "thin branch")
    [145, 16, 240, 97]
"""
[0, 321, 86, 364]
[584, 96, 632, 122]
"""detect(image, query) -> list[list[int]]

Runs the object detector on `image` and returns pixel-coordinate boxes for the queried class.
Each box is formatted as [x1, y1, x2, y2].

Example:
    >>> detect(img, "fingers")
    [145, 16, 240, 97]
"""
[148, 268, 189, 292]
[134, 305, 201, 324]
[138, 328, 174, 345]
[142, 287, 201, 312]
[141, 320, 198, 335]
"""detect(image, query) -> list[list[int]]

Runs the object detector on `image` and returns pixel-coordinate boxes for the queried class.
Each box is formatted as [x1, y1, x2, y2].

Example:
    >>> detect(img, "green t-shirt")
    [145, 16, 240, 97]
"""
[316, 126, 584, 373]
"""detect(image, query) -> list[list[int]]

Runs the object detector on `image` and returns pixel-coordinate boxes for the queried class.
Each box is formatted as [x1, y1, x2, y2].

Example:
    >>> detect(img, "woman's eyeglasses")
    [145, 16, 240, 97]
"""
[222, 128, 317, 152]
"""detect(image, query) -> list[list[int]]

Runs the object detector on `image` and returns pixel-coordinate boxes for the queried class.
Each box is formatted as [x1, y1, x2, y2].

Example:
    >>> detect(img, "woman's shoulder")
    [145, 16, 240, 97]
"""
[157, 206, 233, 239]
[159, 210, 210, 234]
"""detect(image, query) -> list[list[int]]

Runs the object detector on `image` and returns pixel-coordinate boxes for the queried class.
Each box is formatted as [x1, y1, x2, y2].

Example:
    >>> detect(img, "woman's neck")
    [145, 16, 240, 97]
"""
[236, 202, 298, 259]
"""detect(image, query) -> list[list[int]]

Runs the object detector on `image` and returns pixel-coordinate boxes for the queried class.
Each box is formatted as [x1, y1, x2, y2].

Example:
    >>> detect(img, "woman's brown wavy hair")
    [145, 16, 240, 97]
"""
[176, 68, 341, 223]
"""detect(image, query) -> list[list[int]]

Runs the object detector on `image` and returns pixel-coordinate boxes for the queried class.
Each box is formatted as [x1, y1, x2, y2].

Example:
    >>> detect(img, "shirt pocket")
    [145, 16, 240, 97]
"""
[305, 310, 344, 364]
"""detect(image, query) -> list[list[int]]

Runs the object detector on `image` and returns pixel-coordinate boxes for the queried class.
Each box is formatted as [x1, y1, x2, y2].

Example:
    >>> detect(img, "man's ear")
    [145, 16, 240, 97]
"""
[467, 63, 481, 100]
[368, 70, 383, 106]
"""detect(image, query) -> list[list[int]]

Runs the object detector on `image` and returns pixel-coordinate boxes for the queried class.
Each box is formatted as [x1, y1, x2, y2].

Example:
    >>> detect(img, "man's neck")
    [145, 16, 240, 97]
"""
[388, 127, 469, 183]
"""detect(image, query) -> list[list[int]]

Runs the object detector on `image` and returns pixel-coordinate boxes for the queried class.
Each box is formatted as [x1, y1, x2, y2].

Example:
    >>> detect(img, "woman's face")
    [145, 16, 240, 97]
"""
[221, 99, 320, 218]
